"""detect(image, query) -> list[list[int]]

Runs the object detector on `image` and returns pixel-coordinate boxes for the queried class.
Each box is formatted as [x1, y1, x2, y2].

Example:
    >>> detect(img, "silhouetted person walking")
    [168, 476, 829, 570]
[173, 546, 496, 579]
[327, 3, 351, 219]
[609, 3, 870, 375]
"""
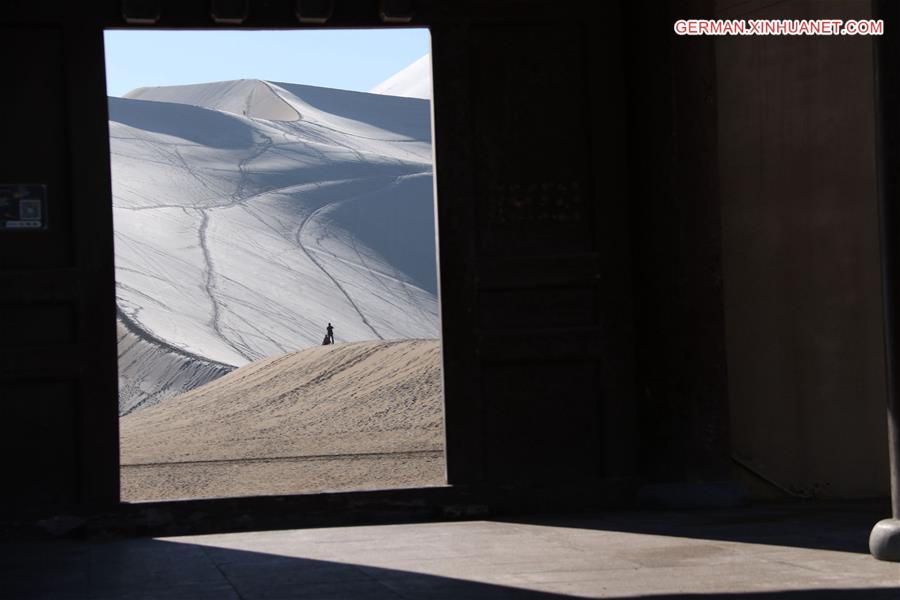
[326, 322, 334, 345]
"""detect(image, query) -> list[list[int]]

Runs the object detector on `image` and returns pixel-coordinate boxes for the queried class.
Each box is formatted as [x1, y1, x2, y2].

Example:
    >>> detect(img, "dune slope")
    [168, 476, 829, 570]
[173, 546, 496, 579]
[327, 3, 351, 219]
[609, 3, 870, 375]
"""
[120, 339, 445, 500]
[371, 54, 432, 99]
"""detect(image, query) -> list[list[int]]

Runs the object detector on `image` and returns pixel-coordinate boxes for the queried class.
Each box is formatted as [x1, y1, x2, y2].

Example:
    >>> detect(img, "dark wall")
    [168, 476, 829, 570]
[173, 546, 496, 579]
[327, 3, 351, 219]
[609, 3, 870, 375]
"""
[716, 0, 888, 498]
[625, 0, 732, 486]
[0, 14, 119, 511]
[434, 8, 638, 489]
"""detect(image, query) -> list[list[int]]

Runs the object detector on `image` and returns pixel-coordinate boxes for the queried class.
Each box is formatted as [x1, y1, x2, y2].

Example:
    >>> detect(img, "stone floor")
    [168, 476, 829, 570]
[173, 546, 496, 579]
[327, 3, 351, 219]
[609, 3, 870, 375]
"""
[1, 503, 899, 599]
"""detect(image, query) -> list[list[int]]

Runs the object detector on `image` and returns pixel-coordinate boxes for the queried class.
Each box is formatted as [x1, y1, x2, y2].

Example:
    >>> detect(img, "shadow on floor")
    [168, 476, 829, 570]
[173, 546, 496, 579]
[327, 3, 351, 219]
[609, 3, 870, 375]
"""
[499, 501, 890, 556]
[1, 536, 897, 599]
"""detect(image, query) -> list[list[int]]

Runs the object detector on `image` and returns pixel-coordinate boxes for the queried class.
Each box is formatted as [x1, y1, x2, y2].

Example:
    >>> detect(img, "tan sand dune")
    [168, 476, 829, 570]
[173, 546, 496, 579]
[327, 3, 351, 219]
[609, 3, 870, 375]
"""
[120, 339, 445, 501]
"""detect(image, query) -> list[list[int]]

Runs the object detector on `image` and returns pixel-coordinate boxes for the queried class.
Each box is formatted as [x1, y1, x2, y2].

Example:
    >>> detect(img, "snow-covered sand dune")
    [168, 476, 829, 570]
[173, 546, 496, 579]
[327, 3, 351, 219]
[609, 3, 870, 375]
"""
[117, 311, 234, 416]
[120, 340, 444, 500]
[370, 54, 432, 99]
[111, 78, 439, 413]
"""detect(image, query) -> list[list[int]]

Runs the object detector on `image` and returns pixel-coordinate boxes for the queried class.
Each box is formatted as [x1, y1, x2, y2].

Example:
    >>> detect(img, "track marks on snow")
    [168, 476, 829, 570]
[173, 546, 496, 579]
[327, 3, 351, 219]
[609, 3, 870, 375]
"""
[197, 208, 254, 362]
[294, 181, 397, 341]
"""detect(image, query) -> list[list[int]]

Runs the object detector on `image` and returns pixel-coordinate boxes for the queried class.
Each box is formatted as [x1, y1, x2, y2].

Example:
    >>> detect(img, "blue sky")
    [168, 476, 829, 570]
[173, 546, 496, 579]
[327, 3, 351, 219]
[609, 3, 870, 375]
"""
[104, 29, 430, 97]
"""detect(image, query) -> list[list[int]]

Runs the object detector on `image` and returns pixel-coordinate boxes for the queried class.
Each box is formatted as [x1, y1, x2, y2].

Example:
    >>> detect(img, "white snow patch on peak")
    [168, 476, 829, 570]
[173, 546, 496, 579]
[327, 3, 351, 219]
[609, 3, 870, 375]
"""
[125, 79, 301, 122]
[370, 54, 432, 100]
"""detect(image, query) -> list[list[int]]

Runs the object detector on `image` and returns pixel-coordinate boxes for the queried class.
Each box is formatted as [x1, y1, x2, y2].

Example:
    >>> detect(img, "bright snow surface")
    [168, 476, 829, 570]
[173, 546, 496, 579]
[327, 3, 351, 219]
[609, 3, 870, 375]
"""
[369, 54, 432, 99]
[111, 79, 439, 412]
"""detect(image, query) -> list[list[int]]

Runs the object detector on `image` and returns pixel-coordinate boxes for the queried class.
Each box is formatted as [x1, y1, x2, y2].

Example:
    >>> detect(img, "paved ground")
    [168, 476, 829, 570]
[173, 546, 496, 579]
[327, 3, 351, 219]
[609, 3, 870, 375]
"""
[1, 504, 898, 599]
